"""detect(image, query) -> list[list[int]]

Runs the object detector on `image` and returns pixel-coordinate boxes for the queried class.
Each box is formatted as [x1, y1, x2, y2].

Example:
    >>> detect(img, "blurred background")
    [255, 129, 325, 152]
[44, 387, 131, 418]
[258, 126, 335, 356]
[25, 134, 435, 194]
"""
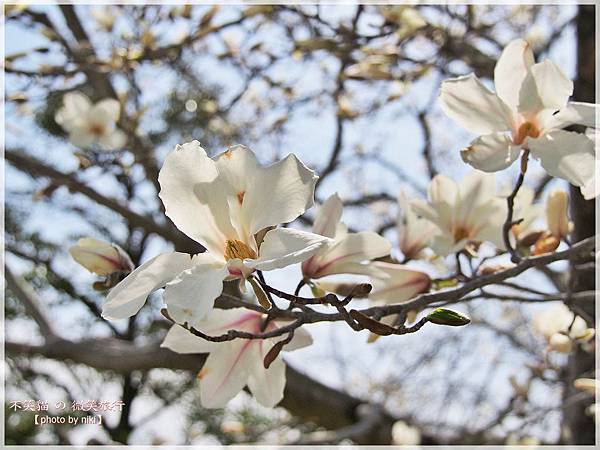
[4, 3, 596, 445]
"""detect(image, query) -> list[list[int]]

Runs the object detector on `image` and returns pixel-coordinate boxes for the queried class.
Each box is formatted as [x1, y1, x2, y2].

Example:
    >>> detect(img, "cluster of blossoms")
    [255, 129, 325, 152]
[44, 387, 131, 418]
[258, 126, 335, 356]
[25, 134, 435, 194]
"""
[65, 38, 596, 410]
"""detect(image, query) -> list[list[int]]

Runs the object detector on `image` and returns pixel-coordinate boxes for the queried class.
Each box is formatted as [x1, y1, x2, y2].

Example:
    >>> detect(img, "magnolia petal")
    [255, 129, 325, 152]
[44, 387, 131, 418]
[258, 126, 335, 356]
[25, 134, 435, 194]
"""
[281, 325, 313, 351]
[461, 133, 521, 172]
[161, 324, 218, 353]
[546, 190, 570, 239]
[91, 98, 121, 124]
[164, 254, 228, 328]
[102, 252, 193, 320]
[529, 130, 595, 189]
[200, 341, 252, 408]
[369, 262, 430, 303]
[158, 141, 236, 256]
[241, 153, 318, 236]
[214, 145, 261, 196]
[439, 74, 512, 135]
[428, 174, 457, 206]
[568, 102, 597, 128]
[99, 129, 127, 150]
[55, 92, 91, 129]
[249, 228, 329, 271]
[494, 38, 535, 110]
[69, 127, 96, 148]
[246, 340, 287, 407]
[311, 232, 392, 278]
[519, 60, 573, 114]
[312, 193, 344, 238]
[456, 171, 498, 225]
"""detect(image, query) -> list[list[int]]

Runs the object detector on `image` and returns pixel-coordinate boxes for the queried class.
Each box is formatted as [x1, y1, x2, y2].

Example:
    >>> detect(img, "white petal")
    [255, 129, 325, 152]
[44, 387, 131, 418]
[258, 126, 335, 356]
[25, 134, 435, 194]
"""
[102, 252, 193, 320]
[158, 141, 236, 256]
[519, 60, 573, 114]
[99, 129, 127, 150]
[281, 325, 313, 351]
[200, 341, 252, 408]
[313, 193, 344, 238]
[461, 133, 521, 172]
[161, 324, 218, 353]
[246, 340, 286, 407]
[69, 127, 96, 148]
[568, 102, 597, 128]
[241, 153, 318, 236]
[428, 174, 458, 206]
[309, 232, 392, 278]
[369, 262, 430, 303]
[92, 98, 121, 123]
[494, 38, 535, 110]
[439, 74, 513, 135]
[249, 228, 330, 271]
[164, 254, 228, 328]
[529, 130, 595, 188]
[55, 92, 91, 129]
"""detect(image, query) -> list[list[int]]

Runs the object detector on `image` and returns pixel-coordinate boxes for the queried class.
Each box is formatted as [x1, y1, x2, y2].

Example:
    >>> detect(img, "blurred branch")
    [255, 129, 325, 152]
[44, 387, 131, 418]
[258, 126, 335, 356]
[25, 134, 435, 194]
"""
[5, 266, 58, 340]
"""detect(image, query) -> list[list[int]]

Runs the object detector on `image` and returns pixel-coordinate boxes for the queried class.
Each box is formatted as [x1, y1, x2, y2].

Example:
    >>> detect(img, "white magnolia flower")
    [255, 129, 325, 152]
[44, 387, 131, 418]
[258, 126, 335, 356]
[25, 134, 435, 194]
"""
[440, 38, 597, 199]
[397, 190, 437, 260]
[368, 261, 431, 304]
[55, 92, 127, 150]
[161, 308, 312, 408]
[411, 171, 506, 256]
[103, 143, 328, 327]
[510, 185, 542, 241]
[69, 237, 133, 276]
[391, 420, 421, 445]
[301, 193, 391, 280]
[533, 303, 594, 353]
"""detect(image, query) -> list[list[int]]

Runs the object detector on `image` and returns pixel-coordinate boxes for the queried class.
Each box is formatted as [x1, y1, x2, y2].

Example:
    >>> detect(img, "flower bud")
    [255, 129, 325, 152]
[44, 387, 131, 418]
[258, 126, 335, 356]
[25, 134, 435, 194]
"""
[532, 232, 560, 256]
[549, 332, 572, 353]
[546, 190, 571, 240]
[574, 378, 597, 395]
[427, 308, 470, 326]
[69, 238, 133, 276]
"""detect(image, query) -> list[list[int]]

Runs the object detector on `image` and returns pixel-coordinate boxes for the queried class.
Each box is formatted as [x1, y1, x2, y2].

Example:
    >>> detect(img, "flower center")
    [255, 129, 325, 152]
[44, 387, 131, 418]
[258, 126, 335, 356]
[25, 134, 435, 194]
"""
[88, 123, 106, 137]
[237, 191, 245, 205]
[453, 226, 470, 243]
[514, 121, 540, 145]
[224, 239, 257, 260]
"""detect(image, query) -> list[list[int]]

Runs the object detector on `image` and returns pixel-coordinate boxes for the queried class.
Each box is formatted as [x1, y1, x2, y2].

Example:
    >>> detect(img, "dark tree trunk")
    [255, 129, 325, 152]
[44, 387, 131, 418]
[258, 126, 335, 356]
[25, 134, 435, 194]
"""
[564, 4, 595, 445]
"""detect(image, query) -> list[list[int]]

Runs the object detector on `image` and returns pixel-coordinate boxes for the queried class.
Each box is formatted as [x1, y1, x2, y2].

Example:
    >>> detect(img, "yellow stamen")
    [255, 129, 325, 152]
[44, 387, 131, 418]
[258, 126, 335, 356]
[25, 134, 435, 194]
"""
[453, 226, 470, 243]
[224, 239, 257, 260]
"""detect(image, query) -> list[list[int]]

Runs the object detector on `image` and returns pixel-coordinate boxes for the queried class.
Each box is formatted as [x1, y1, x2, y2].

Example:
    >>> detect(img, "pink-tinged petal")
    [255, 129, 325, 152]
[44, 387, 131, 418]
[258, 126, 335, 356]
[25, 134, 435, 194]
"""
[164, 254, 229, 328]
[99, 129, 127, 150]
[246, 340, 286, 407]
[461, 133, 521, 172]
[439, 74, 513, 135]
[308, 232, 391, 278]
[199, 340, 253, 408]
[161, 324, 218, 353]
[158, 141, 236, 256]
[69, 237, 133, 275]
[528, 130, 595, 189]
[519, 60, 573, 115]
[494, 39, 535, 110]
[102, 252, 193, 320]
[397, 191, 436, 260]
[249, 228, 330, 271]
[312, 193, 344, 238]
[240, 153, 318, 236]
[369, 262, 431, 303]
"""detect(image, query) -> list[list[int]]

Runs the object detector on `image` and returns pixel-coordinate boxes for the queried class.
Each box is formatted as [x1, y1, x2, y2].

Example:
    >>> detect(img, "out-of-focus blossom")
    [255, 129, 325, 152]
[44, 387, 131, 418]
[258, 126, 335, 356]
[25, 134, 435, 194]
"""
[91, 6, 119, 31]
[533, 303, 594, 353]
[545, 190, 571, 240]
[69, 237, 133, 276]
[397, 190, 437, 260]
[411, 171, 505, 256]
[506, 434, 540, 446]
[55, 92, 127, 150]
[510, 185, 542, 243]
[345, 55, 394, 80]
[103, 143, 328, 327]
[440, 38, 597, 199]
[161, 308, 312, 408]
[391, 420, 421, 445]
[574, 378, 597, 396]
[302, 193, 391, 280]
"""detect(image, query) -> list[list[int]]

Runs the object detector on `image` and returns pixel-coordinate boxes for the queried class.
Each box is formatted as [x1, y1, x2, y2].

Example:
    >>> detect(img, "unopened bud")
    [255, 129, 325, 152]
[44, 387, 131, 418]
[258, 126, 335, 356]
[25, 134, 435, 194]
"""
[426, 308, 470, 326]
[546, 190, 571, 239]
[69, 237, 133, 276]
[532, 232, 560, 256]
[574, 378, 597, 395]
[248, 276, 272, 309]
